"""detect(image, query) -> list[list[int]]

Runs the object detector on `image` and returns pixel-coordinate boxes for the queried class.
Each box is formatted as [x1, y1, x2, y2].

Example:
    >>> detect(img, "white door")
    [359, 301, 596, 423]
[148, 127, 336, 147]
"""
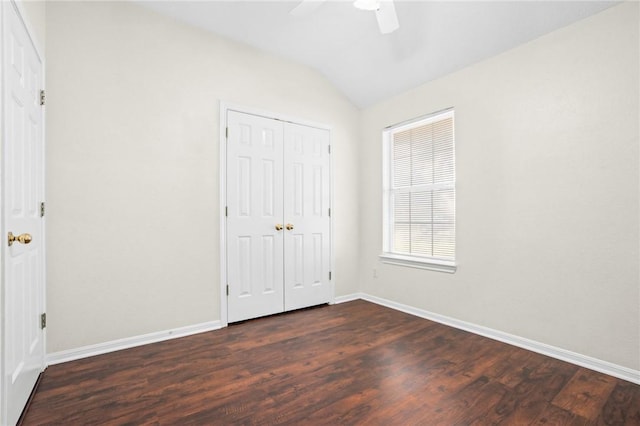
[2, 1, 46, 425]
[226, 111, 331, 323]
[283, 123, 331, 311]
[226, 111, 285, 323]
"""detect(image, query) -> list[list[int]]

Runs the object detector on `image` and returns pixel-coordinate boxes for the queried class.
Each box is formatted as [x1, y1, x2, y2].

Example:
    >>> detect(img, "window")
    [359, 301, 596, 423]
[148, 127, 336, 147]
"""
[381, 109, 456, 273]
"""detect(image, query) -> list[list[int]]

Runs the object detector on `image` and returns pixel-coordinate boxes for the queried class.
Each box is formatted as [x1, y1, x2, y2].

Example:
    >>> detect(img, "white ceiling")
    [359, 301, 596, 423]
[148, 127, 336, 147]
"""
[140, 1, 618, 108]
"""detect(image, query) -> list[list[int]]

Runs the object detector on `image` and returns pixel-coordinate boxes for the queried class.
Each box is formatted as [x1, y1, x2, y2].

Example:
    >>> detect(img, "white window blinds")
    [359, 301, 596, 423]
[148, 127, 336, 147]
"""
[384, 110, 455, 265]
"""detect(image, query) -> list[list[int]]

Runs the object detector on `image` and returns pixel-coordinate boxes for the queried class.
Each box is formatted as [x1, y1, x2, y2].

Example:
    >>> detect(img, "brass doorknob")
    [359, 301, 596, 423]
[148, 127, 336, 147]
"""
[8, 232, 32, 247]
[286, 223, 294, 230]
[275, 224, 283, 231]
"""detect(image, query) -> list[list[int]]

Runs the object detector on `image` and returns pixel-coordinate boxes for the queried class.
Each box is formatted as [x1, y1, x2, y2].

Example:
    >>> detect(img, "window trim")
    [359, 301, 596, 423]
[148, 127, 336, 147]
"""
[381, 108, 457, 273]
[379, 253, 457, 273]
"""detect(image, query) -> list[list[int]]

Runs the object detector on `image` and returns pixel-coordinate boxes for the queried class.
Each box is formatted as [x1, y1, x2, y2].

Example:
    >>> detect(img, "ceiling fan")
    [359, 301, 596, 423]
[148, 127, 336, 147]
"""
[290, 0, 400, 35]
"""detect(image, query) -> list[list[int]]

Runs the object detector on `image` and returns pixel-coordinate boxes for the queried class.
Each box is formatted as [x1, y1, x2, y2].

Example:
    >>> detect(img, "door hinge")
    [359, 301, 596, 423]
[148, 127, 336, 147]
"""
[328, 145, 331, 154]
[40, 202, 45, 217]
[226, 285, 229, 296]
[40, 90, 45, 106]
[225, 127, 229, 139]
[329, 271, 332, 280]
[328, 208, 331, 217]
[40, 313, 46, 329]
[225, 206, 228, 217]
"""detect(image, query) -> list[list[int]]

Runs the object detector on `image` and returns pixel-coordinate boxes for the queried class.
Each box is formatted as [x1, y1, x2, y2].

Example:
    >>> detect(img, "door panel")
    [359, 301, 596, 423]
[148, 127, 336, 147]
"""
[3, 1, 45, 424]
[226, 111, 284, 323]
[283, 123, 331, 311]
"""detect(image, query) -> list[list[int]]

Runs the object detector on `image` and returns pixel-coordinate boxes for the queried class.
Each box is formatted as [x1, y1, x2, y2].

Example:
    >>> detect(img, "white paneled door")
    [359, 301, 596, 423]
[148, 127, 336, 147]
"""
[226, 110, 331, 323]
[227, 111, 285, 323]
[283, 123, 331, 311]
[2, 1, 46, 425]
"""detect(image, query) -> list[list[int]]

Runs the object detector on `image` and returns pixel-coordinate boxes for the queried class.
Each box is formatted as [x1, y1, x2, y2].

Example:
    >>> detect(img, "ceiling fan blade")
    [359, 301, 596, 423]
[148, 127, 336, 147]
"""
[375, 0, 399, 34]
[290, 0, 325, 16]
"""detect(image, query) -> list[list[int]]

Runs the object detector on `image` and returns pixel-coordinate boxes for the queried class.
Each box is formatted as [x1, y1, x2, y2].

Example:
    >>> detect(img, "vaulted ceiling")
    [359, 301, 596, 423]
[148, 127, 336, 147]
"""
[140, 1, 618, 108]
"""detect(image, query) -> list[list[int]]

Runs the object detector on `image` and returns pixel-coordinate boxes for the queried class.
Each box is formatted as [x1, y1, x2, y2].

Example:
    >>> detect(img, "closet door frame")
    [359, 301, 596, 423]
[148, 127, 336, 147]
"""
[218, 102, 334, 327]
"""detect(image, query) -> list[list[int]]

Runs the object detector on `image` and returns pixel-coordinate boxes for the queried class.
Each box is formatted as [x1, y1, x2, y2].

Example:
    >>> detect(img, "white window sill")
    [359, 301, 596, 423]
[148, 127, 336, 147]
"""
[379, 253, 457, 274]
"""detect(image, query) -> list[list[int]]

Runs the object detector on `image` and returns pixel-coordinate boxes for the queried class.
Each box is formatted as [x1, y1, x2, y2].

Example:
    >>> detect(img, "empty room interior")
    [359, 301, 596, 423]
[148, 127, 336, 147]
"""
[1, 0, 639, 424]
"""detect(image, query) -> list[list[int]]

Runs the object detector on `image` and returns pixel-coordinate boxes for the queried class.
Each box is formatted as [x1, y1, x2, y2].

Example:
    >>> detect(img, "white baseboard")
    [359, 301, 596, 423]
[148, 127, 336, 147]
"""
[332, 293, 364, 304]
[46, 320, 222, 366]
[359, 293, 640, 385]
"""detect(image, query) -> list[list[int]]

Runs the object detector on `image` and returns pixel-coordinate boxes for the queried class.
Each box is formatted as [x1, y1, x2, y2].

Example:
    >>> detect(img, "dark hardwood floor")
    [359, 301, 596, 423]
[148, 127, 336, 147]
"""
[21, 300, 640, 425]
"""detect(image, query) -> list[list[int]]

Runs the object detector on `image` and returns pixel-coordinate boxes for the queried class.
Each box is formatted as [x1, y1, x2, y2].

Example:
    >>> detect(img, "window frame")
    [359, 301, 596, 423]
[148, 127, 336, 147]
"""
[380, 108, 457, 273]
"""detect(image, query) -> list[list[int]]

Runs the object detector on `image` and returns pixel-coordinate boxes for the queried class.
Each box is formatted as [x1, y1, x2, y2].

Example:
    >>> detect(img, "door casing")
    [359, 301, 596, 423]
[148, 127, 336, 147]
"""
[219, 102, 334, 326]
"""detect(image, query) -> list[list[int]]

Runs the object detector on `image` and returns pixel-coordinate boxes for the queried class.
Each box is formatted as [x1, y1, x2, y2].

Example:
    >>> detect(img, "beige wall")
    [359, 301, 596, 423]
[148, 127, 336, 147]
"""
[359, 2, 639, 370]
[45, 1, 360, 352]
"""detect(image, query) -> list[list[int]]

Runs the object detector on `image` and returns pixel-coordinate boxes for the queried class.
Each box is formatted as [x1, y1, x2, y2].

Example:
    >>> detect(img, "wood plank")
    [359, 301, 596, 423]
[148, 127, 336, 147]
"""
[477, 358, 576, 424]
[595, 380, 640, 425]
[552, 369, 619, 420]
[20, 300, 640, 425]
[429, 375, 510, 425]
[531, 403, 588, 425]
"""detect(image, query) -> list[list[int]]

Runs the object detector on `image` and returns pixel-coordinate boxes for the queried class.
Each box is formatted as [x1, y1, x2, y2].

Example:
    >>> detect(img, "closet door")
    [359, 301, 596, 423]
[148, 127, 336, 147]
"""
[226, 111, 284, 323]
[283, 123, 331, 311]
